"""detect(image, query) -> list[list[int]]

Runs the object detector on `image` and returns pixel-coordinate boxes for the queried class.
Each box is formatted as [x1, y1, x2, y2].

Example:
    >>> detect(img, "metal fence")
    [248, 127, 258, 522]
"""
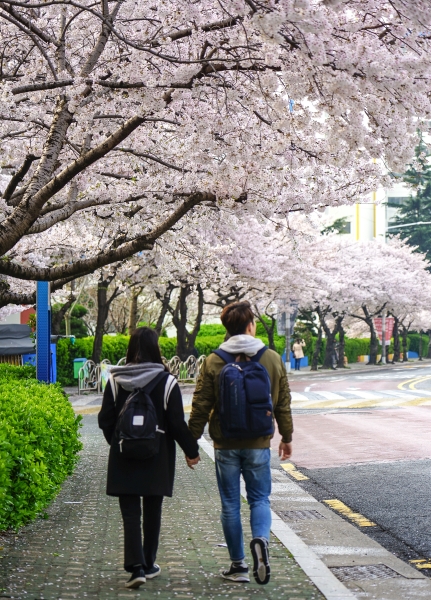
[77, 354, 207, 394]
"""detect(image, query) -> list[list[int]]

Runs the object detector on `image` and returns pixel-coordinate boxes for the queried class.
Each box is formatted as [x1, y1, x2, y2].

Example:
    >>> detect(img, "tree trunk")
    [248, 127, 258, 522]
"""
[255, 309, 276, 351]
[392, 316, 401, 362]
[127, 293, 138, 335]
[361, 305, 379, 365]
[401, 327, 409, 362]
[337, 318, 346, 368]
[155, 284, 174, 336]
[311, 325, 323, 371]
[318, 307, 337, 369]
[91, 273, 119, 363]
[172, 284, 204, 361]
[52, 294, 75, 335]
[419, 330, 423, 361]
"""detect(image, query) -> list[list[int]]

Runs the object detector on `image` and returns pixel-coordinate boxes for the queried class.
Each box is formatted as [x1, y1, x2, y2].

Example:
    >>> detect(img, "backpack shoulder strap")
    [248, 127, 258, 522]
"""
[142, 371, 168, 396]
[249, 346, 268, 363]
[109, 374, 118, 403]
[164, 374, 177, 410]
[213, 349, 236, 363]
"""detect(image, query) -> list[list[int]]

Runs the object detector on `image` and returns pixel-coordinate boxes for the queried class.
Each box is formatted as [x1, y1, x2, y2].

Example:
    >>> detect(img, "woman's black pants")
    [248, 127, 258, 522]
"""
[119, 495, 164, 572]
[294, 358, 301, 370]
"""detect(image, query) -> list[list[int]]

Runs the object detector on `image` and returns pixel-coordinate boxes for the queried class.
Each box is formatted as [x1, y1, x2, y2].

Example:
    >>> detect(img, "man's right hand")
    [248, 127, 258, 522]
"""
[186, 455, 200, 469]
[279, 442, 292, 460]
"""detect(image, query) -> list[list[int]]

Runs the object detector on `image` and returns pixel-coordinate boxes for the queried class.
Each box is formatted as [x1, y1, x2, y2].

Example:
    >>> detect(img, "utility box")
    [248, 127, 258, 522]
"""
[73, 358, 87, 379]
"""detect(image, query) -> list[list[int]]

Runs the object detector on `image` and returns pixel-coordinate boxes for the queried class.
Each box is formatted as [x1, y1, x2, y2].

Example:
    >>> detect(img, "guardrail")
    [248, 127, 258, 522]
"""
[78, 354, 207, 394]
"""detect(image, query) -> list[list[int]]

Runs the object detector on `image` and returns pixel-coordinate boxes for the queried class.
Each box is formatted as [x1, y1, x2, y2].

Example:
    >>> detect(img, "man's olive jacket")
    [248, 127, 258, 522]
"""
[188, 349, 293, 449]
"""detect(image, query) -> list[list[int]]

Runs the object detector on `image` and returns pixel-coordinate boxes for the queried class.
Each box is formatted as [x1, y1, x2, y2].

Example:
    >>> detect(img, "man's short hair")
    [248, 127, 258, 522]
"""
[220, 301, 254, 336]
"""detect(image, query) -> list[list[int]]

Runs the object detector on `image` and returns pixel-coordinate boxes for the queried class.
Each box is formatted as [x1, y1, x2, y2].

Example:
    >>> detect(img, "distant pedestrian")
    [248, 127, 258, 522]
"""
[188, 301, 293, 585]
[98, 327, 199, 589]
[292, 338, 306, 371]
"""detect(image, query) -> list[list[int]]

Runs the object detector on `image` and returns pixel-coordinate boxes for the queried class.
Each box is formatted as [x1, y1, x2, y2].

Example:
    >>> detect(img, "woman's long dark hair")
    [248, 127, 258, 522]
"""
[126, 327, 165, 365]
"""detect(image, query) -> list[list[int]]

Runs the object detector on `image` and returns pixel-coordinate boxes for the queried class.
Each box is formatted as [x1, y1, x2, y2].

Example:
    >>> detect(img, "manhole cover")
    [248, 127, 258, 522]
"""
[329, 564, 404, 582]
[277, 509, 326, 521]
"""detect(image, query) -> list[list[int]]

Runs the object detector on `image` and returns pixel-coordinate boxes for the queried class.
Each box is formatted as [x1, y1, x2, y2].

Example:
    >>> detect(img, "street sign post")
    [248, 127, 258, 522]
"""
[277, 300, 298, 373]
[36, 281, 52, 383]
[374, 316, 395, 364]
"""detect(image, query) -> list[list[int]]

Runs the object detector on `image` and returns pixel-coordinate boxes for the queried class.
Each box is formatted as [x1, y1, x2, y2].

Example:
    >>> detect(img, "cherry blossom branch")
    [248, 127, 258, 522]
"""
[0, 113, 145, 256]
[3, 154, 40, 205]
[0, 192, 215, 281]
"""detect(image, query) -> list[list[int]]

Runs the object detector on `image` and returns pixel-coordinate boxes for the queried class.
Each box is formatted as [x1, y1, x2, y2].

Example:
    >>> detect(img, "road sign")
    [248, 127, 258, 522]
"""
[374, 317, 395, 342]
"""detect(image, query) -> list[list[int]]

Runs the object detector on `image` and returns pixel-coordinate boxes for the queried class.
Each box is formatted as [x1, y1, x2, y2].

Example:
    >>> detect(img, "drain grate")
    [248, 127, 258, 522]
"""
[277, 509, 326, 522]
[329, 564, 405, 582]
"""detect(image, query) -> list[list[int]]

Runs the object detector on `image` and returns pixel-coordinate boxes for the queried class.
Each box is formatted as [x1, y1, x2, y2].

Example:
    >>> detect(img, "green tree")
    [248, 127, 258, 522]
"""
[389, 132, 431, 266]
[52, 303, 89, 338]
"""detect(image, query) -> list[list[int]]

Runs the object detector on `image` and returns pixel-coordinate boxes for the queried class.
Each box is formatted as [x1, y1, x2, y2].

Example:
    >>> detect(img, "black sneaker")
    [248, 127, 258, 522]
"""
[145, 564, 161, 579]
[125, 567, 146, 589]
[222, 563, 250, 582]
[250, 537, 270, 585]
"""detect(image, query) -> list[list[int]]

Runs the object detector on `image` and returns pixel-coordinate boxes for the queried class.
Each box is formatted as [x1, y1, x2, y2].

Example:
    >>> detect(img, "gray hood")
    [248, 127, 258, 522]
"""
[110, 363, 165, 391]
[219, 334, 265, 357]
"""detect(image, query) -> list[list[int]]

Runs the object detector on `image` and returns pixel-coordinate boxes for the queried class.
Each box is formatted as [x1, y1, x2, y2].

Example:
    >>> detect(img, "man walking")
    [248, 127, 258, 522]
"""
[188, 301, 293, 585]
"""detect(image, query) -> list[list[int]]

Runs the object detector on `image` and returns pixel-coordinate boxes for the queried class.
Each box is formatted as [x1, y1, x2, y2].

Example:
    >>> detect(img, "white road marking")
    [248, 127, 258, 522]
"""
[311, 391, 345, 400]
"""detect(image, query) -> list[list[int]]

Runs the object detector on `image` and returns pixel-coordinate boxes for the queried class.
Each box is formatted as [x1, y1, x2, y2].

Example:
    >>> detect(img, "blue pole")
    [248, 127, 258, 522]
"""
[36, 281, 51, 383]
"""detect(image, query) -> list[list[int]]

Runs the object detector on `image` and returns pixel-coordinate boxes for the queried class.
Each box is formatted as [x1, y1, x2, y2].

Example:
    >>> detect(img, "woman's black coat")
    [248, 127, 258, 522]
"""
[98, 375, 199, 497]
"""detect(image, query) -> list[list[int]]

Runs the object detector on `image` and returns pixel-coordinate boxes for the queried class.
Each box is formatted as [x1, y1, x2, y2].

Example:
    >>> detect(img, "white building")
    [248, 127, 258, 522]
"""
[325, 179, 411, 242]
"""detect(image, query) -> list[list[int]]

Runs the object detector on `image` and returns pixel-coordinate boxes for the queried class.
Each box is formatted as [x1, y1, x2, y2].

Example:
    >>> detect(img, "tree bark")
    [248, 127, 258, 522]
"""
[318, 306, 338, 369]
[51, 294, 75, 335]
[127, 293, 139, 335]
[392, 315, 401, 362]
[311, 324, 323, 371]
[419, 330, 423, 361]
[91, 272, 120, 363]
[171, 284, 204, 361]
[337, 317, 346, 368]
[154, 284, 175, 336]
[254, 307, 276, 351]
[401, 326, 409, 362]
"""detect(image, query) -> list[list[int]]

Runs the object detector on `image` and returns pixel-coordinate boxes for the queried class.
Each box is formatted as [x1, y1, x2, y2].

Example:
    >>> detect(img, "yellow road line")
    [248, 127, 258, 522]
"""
[398, 375, 431, 390]
[410, 559, 431, 569]
[324, 499, 376, 527]
[409, 375, 431, 390]
[281, 462, 309, 480]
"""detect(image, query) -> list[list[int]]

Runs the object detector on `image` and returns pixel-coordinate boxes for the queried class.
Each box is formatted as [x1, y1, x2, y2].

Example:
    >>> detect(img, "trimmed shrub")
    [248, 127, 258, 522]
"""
[407, 333, 428, 357]
[197, 324, 226, 337]
[0, 365, 82, 530]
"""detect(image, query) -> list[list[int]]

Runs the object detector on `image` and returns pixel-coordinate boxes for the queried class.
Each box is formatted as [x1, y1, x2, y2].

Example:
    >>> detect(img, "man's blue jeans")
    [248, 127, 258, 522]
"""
[214, 448, 272, 562]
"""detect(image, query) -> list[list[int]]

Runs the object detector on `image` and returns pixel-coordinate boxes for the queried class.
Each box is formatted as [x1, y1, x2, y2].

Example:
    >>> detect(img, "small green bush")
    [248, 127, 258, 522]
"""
[0, 365, 82, 530]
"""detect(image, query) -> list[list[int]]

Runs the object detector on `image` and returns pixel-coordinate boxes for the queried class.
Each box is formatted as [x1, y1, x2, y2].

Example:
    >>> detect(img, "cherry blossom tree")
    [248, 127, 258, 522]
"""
[1, 0, 431, 308]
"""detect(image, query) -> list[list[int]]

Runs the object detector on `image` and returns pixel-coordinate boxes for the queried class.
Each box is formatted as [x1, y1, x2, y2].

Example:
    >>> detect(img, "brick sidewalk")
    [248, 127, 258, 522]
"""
[0, 415, 323, 600]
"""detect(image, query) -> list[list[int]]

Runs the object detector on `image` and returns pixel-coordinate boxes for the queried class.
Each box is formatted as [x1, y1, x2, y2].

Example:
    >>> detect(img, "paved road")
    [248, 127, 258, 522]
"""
[274, 361, 431, 579]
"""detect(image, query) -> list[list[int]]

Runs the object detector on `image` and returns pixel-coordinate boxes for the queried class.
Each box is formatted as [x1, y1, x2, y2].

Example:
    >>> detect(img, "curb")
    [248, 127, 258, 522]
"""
[198, 437, 356, 600]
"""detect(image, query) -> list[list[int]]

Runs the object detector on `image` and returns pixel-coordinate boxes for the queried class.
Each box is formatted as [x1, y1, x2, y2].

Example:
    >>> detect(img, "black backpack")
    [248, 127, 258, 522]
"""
[111, 372, 176, 461]
[214, 347, 274, 439]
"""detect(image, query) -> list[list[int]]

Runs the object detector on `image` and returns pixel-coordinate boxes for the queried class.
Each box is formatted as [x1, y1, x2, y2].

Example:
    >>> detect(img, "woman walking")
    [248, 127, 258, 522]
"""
[98, 327, 200, 589]
[292, 338, 306, 371]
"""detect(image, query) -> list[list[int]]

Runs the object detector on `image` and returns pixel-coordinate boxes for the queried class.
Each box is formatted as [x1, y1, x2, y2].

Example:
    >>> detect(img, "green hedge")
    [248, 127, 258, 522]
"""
[0, 365, 82, 530]
[407, 333, 428, 357]
[58, 329, 413, 384]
